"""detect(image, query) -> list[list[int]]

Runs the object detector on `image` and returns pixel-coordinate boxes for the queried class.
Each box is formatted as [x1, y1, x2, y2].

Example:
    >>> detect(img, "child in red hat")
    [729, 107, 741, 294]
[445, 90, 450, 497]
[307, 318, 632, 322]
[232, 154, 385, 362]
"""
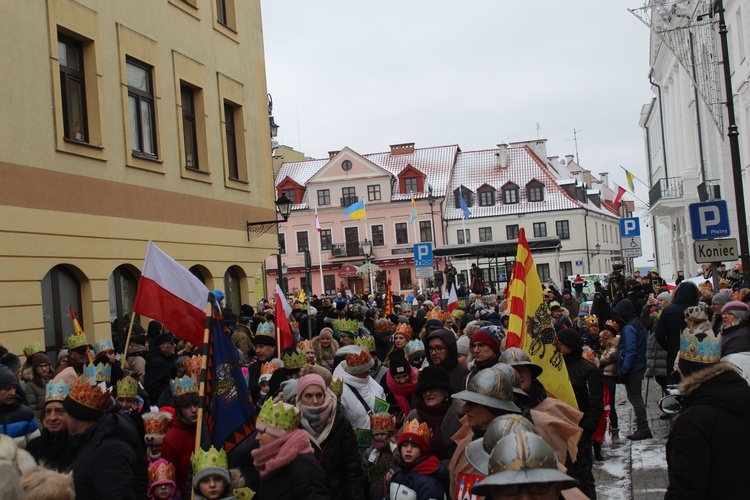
[389, 419, 448, 499]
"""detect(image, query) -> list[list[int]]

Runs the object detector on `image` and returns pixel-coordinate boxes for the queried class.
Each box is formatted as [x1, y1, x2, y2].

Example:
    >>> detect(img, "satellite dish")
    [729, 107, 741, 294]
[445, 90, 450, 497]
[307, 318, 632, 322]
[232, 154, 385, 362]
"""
[559, 158, 567, 165]
[341, 160, 352, 172]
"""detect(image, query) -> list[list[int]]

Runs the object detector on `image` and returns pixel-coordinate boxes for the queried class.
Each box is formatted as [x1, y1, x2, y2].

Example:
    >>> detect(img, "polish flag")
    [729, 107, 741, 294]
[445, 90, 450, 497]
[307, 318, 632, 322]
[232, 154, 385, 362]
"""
[612, 184, 626, 206]
[446, 284, 458, 313]
[315, 205, 322, 232]
[274, 284, 294, 352]
[133, 242, 210, 347]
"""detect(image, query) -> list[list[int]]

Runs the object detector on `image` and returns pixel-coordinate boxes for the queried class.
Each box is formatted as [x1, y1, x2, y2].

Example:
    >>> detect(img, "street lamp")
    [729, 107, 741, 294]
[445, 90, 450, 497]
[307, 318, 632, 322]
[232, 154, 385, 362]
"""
[268, 94, 280, 139]
[591, 243, 601, 257]
[246, 194, 293, 239]
[362, 239, 373, 294]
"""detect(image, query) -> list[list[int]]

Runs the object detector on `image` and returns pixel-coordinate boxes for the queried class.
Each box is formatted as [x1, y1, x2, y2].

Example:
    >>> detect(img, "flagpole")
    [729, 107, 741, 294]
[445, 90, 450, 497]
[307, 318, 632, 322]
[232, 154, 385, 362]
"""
[119, 313, 137, 369]
[195, 297, 214, 455]
[461, 217, 471, 286]
[316, 201, 324, 295]
[619, 165, 650, 189]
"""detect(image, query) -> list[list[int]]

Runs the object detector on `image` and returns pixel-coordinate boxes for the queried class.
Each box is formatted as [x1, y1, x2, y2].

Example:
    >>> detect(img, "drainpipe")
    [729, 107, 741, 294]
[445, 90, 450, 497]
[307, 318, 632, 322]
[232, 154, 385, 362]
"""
[584, 209, 592, 274]
[643, 102, 662, 271]
[649, 69, 669, 179]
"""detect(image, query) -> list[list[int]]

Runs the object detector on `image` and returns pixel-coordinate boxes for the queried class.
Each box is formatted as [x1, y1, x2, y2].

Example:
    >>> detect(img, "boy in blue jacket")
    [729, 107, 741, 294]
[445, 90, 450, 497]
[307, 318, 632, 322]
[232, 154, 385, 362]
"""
[390, 419, 448, 500]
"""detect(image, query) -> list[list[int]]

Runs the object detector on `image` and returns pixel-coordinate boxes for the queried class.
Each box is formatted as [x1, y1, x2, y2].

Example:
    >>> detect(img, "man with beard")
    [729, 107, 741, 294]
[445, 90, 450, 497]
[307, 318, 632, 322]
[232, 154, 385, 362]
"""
[426, 329, 469, 393]
[26, 380, 75, 471]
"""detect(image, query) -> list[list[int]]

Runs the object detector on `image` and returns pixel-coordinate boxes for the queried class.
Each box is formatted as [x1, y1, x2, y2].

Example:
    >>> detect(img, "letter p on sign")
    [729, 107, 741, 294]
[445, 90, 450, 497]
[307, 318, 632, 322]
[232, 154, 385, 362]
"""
[689, 201, 731, 240]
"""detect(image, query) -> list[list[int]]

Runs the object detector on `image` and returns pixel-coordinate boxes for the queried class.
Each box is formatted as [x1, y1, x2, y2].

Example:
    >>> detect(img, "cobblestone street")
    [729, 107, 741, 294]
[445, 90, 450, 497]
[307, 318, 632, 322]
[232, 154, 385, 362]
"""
[594, 378, 670, 499]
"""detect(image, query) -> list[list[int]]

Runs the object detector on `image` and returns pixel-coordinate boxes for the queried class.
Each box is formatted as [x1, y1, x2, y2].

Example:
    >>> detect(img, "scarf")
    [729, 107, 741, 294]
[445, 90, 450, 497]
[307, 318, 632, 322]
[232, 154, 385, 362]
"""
[415, 396, 451, 460]
[400, 454, 440, 475]
[251, 429, 313, 479]
[298, 395, 336, 443]
[385, 368, 417, 415]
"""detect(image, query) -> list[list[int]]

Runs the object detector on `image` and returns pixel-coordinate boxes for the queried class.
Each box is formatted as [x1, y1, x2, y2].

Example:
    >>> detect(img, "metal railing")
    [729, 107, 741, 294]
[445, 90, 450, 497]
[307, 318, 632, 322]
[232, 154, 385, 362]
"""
[697, 179, 721, 201]
[330, 242, 363, 257]
[649, 177, 683, 206]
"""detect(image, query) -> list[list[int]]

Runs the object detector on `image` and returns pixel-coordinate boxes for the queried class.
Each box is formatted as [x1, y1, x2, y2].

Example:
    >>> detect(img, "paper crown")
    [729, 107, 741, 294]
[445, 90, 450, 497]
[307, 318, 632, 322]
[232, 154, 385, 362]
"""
[170, 375, 199, 398]
[355, 336, 375, 352]
[23, 342, 44, 358]
[148, 458, 175, 487]
[233, 487, 256, 500]
[116, 378, 138, 399]
[451, 309, 465, 320]
[395, 323, 413, 336]
[282, 350, 307, 370]
[679, 332, 721, 364]
[69, 375, 111, 411]
[427, 309, 442, 320]
[260, 361, 282, 377]
[256, 322, 275, 336]
[405, 339, 426, 358]
[401, 418, 432, 442]
[191, 446, 228, 475]
[604, 319, 620, 333]
[184, 356, 202, 378]
[84, 363, 111, 385]
[298, 340, 313, 351]
[374, 319, 395, 332]
[93, 339, 114, 356]
[66, 333, 90, 350]
[45, 380, 72, 403]
[333, 318, 359, 334]
[371, 412, 396, 432]
[330, 377, 343, 396]
[143, 411, 173, 436]
[346, 348, 372, 368]
[257, 398, 301, 434]
[457, 300, 467, 310]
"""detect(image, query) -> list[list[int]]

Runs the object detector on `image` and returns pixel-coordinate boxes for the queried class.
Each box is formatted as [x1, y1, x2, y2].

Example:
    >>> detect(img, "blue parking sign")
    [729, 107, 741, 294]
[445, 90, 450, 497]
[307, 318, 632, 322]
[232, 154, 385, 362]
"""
[620, 218, 640, 238]
[689, 201, 730, 240]
[413, 243, 433, 267]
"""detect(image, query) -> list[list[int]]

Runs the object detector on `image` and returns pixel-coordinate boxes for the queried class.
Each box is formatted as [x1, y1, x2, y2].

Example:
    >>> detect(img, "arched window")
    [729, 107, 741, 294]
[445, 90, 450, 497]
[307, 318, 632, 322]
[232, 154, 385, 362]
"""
[502, 182, 520, 204]
[224, 266, 243, 314]
[526, 180, 545, 202]
[108, 265, 139, 325]
[190, 265, 207, 285]
[41, 265, 83, 356]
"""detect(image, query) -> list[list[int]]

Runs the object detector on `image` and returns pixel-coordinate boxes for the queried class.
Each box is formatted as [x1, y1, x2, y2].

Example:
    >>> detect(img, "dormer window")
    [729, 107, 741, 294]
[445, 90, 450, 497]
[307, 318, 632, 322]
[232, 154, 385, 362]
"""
[404, 177, 418, 194]
[281, 189, 296, 204]
[453, 186, 473, 208]
[477, 184, 496, 207]
[502, 182, 519, 204]
[526, 180, 545, 202]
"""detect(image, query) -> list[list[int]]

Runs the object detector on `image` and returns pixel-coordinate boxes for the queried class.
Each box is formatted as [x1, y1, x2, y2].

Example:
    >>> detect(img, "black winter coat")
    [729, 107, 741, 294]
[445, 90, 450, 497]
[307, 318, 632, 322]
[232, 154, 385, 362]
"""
[258, 452, 331, 500]
[666, 363, 750, 499]
[69, 412, 147, 499]
[563, 350, 603, 440]
[310, 408, 366, 500]
[720, 321, 750, 357]
[655, 282, 700, 375]
[144, 350, 176, 403]
[26, 429, 74, 472]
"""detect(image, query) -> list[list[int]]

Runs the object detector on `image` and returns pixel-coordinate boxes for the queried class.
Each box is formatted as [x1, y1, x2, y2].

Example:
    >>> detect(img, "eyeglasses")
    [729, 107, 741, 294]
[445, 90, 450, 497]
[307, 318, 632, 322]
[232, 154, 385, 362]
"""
[496, 482, 555, 495]
[428, 346, 446, 353]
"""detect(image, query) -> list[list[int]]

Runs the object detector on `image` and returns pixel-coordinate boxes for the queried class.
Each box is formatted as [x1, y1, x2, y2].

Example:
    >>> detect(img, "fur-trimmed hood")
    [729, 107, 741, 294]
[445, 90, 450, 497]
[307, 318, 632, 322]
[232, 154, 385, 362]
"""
[679, 362, 750, 417]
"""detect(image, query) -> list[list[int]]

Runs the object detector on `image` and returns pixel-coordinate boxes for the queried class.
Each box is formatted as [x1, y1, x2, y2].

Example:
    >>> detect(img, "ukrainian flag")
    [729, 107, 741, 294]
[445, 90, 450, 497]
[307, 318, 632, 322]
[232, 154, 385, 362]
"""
[344, 199, 365, 220]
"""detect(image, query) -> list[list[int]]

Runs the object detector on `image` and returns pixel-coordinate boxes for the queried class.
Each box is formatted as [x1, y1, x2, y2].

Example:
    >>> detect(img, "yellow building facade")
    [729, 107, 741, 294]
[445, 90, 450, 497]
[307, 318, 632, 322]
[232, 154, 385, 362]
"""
[0, 0, 277, 357]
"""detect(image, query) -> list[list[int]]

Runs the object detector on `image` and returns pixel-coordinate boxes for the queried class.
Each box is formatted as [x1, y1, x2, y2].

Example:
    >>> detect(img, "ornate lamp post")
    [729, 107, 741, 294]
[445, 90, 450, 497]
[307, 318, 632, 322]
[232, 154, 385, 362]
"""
[362, 238, 373, 294]
[247, 194, 293, 295]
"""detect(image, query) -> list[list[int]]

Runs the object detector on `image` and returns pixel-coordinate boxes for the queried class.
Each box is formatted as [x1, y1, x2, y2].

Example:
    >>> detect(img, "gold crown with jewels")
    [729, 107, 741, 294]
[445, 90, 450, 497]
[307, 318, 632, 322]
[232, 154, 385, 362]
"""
[257, 398, 301, 434]
[282, 350, 307, 369]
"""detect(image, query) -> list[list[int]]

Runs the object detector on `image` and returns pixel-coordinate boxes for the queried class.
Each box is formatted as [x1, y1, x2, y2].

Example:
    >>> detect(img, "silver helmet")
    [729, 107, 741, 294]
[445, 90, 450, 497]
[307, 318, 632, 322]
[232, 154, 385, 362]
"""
[499, 347, 543, 378]
[452, 366, 520, 413]
[472, 429, 578, 496]
[465, 414, 538, 474]
[494, 363, 528, 399]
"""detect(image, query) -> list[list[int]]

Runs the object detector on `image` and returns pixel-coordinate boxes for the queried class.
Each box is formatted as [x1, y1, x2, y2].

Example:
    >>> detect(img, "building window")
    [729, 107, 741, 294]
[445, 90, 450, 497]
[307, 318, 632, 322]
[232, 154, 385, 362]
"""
[223, 101, 240, 179]
[58, 35, 88, 143]
[527, 181, 545, 202]
[323, 275, 336, 295]
[341, 187, 357, 207]
[281, 189, 296, 204]
[454, 187, 473, 208]
[344, 227, 360, 255]
[404, 178, 418, 194]
[503, 185, 519, 204]
[479, 227, 493, 242]
[395, 223, 409, 245]
[223, 267, 242, 313]
[126, 58, 157, 157]
[555, 220, 570, 240]
[457, 229, 471, 244]
[372, 225, 385, 246]
[537, 263, 551, 283]
[399, 268, 412, 290]
[560, 261, 573, 281]
[215, 0, 237, 32]
[42, 265, 83, 354]
[368, 184, 381, 201]
[180, 85, 199, 169]
[506, 225, 519, 240]
[108, 266, 137, 329]
[278, 233, 286, 254]
[419, 221, 432, 243]
[320, 229, 332, 251]
[533, 222, 547, 238]
[296, 231, 309, 252]
[478, 188, 495, 207]
[317, 189, 330, 206]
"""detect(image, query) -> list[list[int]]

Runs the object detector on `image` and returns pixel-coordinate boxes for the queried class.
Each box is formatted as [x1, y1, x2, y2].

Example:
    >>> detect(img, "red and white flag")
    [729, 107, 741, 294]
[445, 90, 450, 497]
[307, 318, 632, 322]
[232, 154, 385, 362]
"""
[274, 284, 294, 352]
[446, 284, 458, 313]
[133, 241, 210, 346]
[612, 184, 626, 206]
[315, 205, 322, 232]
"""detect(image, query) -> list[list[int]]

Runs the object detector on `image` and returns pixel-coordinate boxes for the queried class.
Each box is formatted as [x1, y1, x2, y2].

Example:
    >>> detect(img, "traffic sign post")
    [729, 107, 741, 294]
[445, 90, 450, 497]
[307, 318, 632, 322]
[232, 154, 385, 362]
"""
[689, 200, 731, 240]
[414, 243, 434, 280]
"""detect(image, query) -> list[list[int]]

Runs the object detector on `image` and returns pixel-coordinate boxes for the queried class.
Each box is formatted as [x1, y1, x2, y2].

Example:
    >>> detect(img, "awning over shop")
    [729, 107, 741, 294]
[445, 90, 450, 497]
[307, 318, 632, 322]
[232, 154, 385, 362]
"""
[432, 237, 562, 260]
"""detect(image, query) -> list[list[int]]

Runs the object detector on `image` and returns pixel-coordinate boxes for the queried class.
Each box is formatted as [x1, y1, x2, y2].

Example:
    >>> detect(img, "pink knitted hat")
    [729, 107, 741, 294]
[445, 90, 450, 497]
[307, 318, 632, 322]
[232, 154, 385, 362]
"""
[296, 373, 326, 400]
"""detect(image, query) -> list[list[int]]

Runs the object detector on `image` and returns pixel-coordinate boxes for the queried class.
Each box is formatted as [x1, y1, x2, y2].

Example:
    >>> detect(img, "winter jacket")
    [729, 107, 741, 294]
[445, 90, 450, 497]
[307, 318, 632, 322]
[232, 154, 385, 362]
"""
[599, 338, 619, 377]
[362, 441, 397, 500]
[0, 395, 40, 448]
[144, 350, 176, 403]
[666, 363, 750, 499]
[562, 350, 602, 440]
[309, 407, 366, 500]
[448, 421, 480, 498]
[562, 296, 581, 318]
[161, 417, 196, 495]
[391, 455, 448, 500]
[645, 332, 669, 379]
[311, 336, 339, 373]
[257, 451, 331, 500]
[24, 378, 46, 427]
[404, 403, 462, 464]
[655, 282, 700, 376]
[126, 344, 148, 383]
[69, 412, 147, 499]
[333, 364, 386, 430]
[613, 300, 648, 375]
[720, 321, 750, 357]
[26, 429, 74, 472]
[425, 329, 470, 393]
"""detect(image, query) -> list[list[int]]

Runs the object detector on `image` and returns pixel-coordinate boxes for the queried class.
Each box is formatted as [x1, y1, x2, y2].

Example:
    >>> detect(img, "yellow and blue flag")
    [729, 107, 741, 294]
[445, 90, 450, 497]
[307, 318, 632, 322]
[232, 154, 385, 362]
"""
[620, 165, 636, 192]
[408, 193, 418, 224]
[344, 199, 365, 220]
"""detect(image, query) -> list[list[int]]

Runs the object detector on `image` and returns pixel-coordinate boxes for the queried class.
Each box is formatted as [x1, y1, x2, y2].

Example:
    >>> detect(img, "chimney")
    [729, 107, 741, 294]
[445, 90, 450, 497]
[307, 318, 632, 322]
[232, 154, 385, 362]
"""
[390, 142, 415, 155]
[565, 154, 575, 164]
[560, 182, 576, 199]
[328, 150, 340, 160]
[587, 190, 601, 208]
[599, 172, 609, 188]
[496, 144, 508, 168]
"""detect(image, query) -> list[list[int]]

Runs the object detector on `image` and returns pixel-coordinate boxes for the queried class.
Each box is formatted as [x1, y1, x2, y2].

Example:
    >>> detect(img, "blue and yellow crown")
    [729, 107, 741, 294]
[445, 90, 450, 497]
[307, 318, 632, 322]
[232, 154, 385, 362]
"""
[45, 380, 72, 403]
[405, 339, 425, 358]
[84, 362, 112, 385]
[282, 350, 307, 370]
[93, 339, 115, 356]
[256, 322, 275, 336]
[170, 375, 199, 397]
[680, 333, 721, 364]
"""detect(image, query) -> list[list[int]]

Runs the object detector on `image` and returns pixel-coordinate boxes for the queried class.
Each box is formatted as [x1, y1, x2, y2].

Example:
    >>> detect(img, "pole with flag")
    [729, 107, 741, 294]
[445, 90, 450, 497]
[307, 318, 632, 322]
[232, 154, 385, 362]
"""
[315, 201, 324, 295]
[612, 184, 626, 206]
[274, 284, 294, 353]
[383, 270, 394, 317]
[459, 191, 472, 288]
[506, 228, 577, 408]
[408, 193, 423, 293]
[446, 284, 458, 313]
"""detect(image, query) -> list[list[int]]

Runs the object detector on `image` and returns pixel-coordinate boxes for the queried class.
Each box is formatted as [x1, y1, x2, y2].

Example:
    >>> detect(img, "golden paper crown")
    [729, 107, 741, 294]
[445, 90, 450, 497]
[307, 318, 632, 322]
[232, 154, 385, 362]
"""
[604, 319, 620, 333]
[401, 418, 432, 442]
[282, 350, 307, 369]
[298, 340, 313, 351]
[23, 342, 44, 358]
[333, 318, 359, 335]
[66, 333, 90, 351]
[260, 361, 281, 377]
[395, 323, 413, 336]
[143, 411, 172, 436]
[330, 377, 343, 396]
[69, 375, 111, 411]
[374, 319, 395, 332]
[184, 355, 202, 378]
[371, 412, 396, 432]
[170, 375, 199, 397]
[233, 487, 256, 500]
[427, 309, 442, 320]
[116, 378, 138, 399]
[457, 300, 467, 310]
[346, 348, 372, 368]
[290, 321, 300, 330]
[257, 398, 301, 434]
[355, 336, 375, 352]
[147, 459, 175, 487]
[83, 362, 111, 385]
[45, 380, 71, 403]
[191, 446, 228, 475]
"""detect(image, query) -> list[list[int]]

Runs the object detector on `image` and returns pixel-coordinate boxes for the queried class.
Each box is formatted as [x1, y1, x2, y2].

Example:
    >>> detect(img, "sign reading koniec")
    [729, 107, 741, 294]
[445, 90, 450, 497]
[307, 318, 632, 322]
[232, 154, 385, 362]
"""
[693, 238, 739, 263]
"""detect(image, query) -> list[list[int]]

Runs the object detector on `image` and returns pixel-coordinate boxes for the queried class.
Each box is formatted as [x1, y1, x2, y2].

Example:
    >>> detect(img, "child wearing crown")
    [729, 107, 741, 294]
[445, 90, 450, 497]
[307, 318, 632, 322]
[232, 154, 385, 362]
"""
[390, 419, 449, 499]
[361, 412, 397, 500]
[191, 446, 235, 500]
[148, 458, 179, 500]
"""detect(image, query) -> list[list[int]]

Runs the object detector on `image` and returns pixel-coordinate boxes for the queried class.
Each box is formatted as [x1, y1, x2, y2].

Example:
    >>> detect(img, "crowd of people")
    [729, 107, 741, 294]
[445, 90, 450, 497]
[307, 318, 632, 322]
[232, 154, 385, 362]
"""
[1, 262, 749, 499]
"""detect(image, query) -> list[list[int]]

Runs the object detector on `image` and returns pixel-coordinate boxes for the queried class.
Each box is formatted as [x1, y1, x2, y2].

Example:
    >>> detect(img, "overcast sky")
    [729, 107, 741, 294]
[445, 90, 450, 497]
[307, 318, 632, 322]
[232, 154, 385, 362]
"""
[261, 0, 657, 266]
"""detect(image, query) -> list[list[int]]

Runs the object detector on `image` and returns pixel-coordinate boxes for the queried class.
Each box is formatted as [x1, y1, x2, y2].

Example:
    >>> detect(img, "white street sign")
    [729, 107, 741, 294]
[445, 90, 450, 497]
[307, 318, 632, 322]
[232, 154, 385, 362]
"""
[621, 236, 641, 251]
[693, 238, 739, 264]
[622, 248, 642, 258]
[416, 266, 433, 279]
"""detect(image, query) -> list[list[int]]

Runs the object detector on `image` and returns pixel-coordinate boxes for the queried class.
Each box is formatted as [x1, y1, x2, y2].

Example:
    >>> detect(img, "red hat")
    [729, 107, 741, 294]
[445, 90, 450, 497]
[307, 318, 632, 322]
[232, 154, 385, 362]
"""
[471, 326, 504, 355]
[398, 419, 432, 455]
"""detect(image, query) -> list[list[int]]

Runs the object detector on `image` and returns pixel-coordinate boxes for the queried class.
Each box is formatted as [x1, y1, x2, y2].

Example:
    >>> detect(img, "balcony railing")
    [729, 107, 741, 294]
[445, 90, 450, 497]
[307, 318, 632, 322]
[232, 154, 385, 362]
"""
[649, 177, 683, 206]
[697, 179, 721, 202]
[331, 242, 363, 257]
[340, 196, 358, 207]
